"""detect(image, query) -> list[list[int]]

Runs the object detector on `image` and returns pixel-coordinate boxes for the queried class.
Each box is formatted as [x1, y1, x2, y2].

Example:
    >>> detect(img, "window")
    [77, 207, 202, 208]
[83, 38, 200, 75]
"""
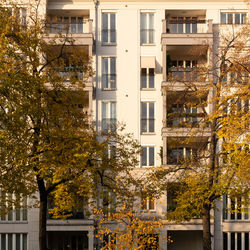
[48, 16, 84, 34]
[102, 57, 116, 90]
[0, 193, 27, 222]
[141, 102, 155, 133]
[141, 68, 154, 89]
[167, 104, 199, 127]
[167, 147, 197, 165]
[140, 13, 154, 44]
[167, 17, 202, 34]
[102, 102, 116, 132]
[222, 195, 249, 221]
[141, 196, 155, 211]
[102, 13, 116, 44]
[220, 12, 247, 24]
[102, 190, 116, 214]
[0, 233, 27, 250]
[141, 146, 155, 167]
[223, 232, 249, 250]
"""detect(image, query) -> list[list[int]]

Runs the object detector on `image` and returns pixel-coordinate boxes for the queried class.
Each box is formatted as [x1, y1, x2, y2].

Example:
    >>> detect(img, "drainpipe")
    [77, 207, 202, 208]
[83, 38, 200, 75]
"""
[93, 3, 100, 249]
[94, 0, 99, 132]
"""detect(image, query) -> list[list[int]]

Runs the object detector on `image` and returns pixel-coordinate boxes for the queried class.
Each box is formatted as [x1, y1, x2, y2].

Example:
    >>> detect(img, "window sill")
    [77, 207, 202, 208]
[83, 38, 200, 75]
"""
[102, 88, 117, 91]
[140, 43, 156, 46]
[141, 88, 156, 91]
[141, 132, 156, 135]
[101, 43, 117, 46]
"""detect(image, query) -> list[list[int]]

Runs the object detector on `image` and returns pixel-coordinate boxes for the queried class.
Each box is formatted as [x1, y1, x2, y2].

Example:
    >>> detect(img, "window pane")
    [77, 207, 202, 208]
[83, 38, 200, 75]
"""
[16, 209, 20, 221]
[102, 58, 108, 88]
[2, 234, 6, 250]
[110, 14, 116, 30]
[149, 147, 155, 166]
[149, 198, 155, 210]
[102, 58, 108, 74]
[102, 30, 108, 43]
[16, 234, 20, 250]
[110, 58, 116, 74]
[141, 68, 147, 88]
[149, 14, 154, 29]
[192, 23, 197, 33]
[141, 119, 147, 133]
[141, 103, 147, 118]
[102, 103, 108, 119]
[149, 30, 154, 44]
[22, 198, 27, 221]
[141, 147, 147, 166]
[235, 13, 240, 24]
[149, 119, 154, 132]
[78, 17, 83, 33]
[227, 14, 233, 24]
[141, 13, 147, 29]
[102, 75, 108, 89]
[149, 103, 154, 118]
[186, 23, 191, 33]
[110, 30, 116, 43]
[110, 103, 116, 119]
[149, 68, 154, 88]
[71, 17, 76, 33]
[241, 14, 246, 24]
[102, 13, 108, 29]
[141, 30, 147, 44]
[23, 234, 27, 250]
[221, 13, 226, 24]
[8, 234, 12, 250]
[110, 74, 116, 89]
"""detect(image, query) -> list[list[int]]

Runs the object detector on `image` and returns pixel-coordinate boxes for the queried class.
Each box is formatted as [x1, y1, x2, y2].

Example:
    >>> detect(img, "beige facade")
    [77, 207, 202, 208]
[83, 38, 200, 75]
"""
[0, 0, 249, 249]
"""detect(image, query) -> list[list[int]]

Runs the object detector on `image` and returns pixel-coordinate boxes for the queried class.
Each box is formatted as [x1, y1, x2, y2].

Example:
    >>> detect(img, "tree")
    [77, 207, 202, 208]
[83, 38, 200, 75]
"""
[0, 2, 140, 250]
[151, 23, 250, 250]
[95, 201, 169, 249]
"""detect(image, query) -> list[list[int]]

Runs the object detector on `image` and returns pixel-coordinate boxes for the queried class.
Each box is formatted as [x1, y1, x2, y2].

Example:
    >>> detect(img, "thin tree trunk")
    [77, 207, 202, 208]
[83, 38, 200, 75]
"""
[202, 204, 212, 250]
[37, 176, 48, 250]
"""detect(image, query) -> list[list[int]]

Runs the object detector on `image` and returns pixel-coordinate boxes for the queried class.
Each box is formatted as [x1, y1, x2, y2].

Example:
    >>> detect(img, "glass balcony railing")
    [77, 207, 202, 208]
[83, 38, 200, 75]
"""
[163, 19, 212, 34]
[46, 20, 92, 34]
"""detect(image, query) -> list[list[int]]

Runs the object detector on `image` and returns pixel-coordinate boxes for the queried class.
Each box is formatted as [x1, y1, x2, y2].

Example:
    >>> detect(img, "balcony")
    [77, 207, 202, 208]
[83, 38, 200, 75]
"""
[162, 9, 213, 46]
[162, 46, 211, 85]
[45, 13, 93, 50]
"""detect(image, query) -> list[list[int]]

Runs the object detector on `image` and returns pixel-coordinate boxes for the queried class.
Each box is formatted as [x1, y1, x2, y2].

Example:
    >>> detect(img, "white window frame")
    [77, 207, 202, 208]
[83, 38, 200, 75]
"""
[0, 192, 28, 222]
[141, 196, 155, 211]
[141, 102, 155, 134]
[101, 57, 116, 90]
[140, 12, 155, 45]
[101, 101, 116, 132]
[220, 11, 247, 24]
[0, 233, 28, 250]
[141, 68, 155, 89]
[101, 12, 116, 45]
[141, 146, 155, 167]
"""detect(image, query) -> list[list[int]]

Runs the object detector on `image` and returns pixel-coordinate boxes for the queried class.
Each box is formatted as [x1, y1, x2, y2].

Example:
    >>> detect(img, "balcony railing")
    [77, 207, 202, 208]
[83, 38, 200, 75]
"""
[166, 113, 205, 127]
[163, 19, 213, 34]
[58, 71, 83, 81]
[167, 67, 206, 82]
[46, 20, 93, 34]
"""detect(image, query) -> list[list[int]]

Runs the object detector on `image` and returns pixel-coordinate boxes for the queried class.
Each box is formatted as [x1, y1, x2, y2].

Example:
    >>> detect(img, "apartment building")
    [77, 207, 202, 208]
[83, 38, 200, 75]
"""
[0, 0, 249, 249]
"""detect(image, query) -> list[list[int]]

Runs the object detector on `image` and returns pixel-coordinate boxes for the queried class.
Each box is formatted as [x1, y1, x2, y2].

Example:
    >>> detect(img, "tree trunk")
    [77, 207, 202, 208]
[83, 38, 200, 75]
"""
[202, 204, 212, 250]
[37, 176, 48, 250]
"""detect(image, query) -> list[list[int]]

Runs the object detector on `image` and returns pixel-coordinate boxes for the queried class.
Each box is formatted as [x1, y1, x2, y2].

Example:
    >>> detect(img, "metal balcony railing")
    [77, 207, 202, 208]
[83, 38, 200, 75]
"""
[166, 113, 205, 127]
[167, 67, 206, 82]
